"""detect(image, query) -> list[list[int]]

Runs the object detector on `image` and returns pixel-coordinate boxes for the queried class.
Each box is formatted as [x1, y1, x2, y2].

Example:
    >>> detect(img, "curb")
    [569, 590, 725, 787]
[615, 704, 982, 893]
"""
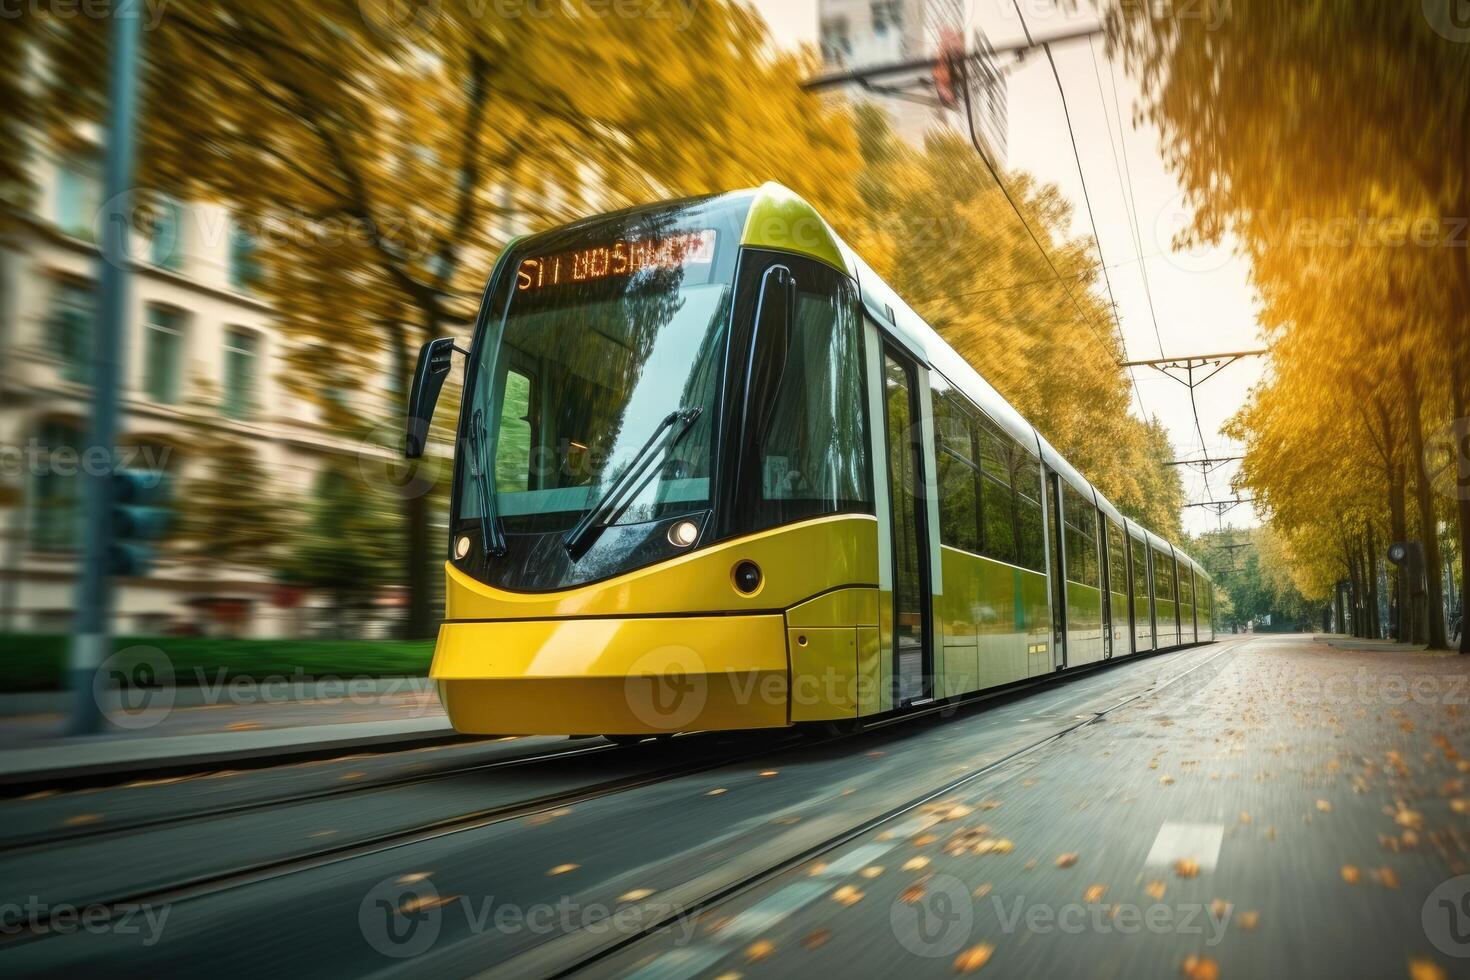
[0, 723, 471, 795]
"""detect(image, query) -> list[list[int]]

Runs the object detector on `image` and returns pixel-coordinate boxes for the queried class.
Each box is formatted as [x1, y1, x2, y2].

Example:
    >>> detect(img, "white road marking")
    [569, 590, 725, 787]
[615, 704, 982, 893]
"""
[1144, 821, 1225, 871]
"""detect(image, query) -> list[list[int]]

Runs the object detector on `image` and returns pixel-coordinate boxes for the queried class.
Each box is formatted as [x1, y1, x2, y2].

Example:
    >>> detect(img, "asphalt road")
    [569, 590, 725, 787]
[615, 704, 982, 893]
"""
[4, 635, 1467, 979]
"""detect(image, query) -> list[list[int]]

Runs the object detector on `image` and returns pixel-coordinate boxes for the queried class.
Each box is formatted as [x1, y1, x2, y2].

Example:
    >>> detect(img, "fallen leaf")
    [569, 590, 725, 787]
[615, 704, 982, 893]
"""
[1375, 867, 1401, 889]
[1316, 799, 1332, 813]
[1181, 954, 1219, 980]
[1145, 880, 1167, 900]
[1160, 775, 1176, 786]
[1083, 884, 1106, 903]
[706, 788, 727, 796]
[808, 862, 828, 876]
[745, 940, 775, 962]
[759, 770, 779, 777]
[1239, 812, 1251, 824]
[903, 856, 930, 871]
[547, 863, 580, 876]
[63, 814, 102, 827]
[952, 943, 994, 973]
[1056, 853, 1079, 869]
[973, 883, 992, 898]
[1395, 809, 1424, 831]
[913, 834, 939, 846]
[901, 883, 927, 904]
[1175, 859, 1200, 879]
[399, 894, 455, 914]
[860, 866, 885, 879]
[1237, 910, 1260, 931]
[618, 888, 656, 902]
[802, 929, 832, 950]
[1408, 957, 1447, 980]
[1342, 865, 1361, 884]
[831, 884, 864, 906]
[396, 872, 432, 884]
[1210, 899, 1231, 918]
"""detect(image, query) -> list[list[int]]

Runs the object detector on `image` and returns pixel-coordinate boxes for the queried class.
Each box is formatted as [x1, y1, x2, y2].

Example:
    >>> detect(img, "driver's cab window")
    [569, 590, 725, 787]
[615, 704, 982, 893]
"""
[752, 263, 871, 526]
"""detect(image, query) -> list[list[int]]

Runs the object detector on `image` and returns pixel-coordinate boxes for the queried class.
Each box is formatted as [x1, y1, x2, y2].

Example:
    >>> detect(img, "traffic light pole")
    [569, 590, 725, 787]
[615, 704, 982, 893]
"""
[68, 6, 143, 734]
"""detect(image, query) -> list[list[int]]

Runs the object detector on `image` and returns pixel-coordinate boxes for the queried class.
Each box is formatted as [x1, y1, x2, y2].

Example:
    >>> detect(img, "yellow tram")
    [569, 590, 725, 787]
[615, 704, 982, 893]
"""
[404, 184, 1215, 737]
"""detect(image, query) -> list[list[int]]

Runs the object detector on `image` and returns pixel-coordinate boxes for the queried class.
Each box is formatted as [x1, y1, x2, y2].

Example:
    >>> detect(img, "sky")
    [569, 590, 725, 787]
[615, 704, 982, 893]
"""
[747, 0, 1264, 537]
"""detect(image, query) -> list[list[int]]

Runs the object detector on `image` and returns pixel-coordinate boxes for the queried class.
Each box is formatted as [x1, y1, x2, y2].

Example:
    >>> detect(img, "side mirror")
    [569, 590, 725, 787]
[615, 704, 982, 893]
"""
[405, 338, 459, 459]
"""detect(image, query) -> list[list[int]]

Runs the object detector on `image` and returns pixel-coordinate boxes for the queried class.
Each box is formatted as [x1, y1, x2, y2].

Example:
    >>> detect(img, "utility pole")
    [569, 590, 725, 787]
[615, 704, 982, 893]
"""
[69, 5, 143, 734]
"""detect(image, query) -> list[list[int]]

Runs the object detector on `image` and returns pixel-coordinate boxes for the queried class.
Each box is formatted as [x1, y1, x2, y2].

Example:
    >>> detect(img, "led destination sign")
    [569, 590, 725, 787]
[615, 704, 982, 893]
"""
[515, 229, 716, 292]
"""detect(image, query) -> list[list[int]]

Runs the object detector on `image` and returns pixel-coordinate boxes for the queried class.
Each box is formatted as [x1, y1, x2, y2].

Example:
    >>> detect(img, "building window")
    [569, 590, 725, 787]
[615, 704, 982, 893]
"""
[229, 221, 263, 292]
[56, 153, 101, 240]
[820, 16, 852, 61]
[872, 1, 902, 36]
[143, 305, 186, 405]
[148, 196, 184, 271]
[30, 419, 84, 552]
[223, 328, 259, 420]
[48, 278, 95, 384]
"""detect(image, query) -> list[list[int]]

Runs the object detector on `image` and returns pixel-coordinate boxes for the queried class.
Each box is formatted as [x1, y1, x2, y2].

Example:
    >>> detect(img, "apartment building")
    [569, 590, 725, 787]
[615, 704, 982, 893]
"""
[0, 138, 410, 639]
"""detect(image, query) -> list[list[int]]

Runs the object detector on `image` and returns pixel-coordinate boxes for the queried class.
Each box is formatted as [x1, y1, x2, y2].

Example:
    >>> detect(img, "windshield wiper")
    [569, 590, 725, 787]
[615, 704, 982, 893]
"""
[563, 407, 702, 561]
[467, 407, 508, 558]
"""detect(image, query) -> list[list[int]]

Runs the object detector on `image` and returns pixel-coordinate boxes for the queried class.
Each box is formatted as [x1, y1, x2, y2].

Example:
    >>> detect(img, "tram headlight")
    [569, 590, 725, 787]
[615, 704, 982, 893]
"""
[667, 520, 700, 548]
[733, 560, 763, 595]
[455, 535, 472, 560]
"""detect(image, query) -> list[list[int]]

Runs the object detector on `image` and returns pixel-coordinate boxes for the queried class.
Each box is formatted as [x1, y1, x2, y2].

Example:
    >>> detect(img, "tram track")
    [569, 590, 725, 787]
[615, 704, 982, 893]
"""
[1, 640, 1242, 958]
[0, 738, 623, 855]
[503, 640, 1246, 979]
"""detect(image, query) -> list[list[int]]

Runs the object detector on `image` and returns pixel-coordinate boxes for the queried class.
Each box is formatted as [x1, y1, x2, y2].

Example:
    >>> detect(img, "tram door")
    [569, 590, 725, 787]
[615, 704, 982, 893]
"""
[882, 348, 933, 706]
[1045, 468, 1067, 670]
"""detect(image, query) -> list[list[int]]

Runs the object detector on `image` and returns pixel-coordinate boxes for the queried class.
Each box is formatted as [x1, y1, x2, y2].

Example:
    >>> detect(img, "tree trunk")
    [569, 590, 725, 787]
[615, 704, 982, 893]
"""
[1388, 462, 1409, 641]
[1365, 524, 1381, 640]
[1402, 358, 1449, 649]
[1453, 357, 1470, 654]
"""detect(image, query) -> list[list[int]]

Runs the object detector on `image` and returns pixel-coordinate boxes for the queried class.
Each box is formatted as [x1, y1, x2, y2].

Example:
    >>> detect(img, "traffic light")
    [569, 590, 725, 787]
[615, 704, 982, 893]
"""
[110, 469, 173, 577]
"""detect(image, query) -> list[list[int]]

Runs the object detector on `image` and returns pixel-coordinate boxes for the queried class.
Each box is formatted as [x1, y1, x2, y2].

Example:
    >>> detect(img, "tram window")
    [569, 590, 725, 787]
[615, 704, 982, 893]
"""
[754, 276, 871, 522]
[1180, 567, 1194, 608]
[495, 369, 534, 492]
[980, 471, 1016, 565]
[1062, 485, 1099, 588]
[936, 448, 980, 553]
[1130, 537, 1149, 599]
[1152, 548, 1176, 601]
[1106, 521, 1128, 596]
[1016, 492, 1045, 572]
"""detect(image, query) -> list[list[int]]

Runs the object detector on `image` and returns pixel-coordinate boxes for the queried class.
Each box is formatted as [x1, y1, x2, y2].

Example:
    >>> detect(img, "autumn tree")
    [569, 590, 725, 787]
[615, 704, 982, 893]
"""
[24, 0, 868, 636]
[1114, 0, 1470, 649]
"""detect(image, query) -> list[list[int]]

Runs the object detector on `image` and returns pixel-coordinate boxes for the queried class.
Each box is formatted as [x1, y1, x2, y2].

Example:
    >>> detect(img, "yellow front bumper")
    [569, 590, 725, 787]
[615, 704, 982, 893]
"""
[431, 614, 791, 735]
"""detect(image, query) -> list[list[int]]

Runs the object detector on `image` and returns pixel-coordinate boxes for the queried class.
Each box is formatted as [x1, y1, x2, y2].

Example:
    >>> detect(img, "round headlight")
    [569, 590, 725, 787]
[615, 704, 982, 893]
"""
[455, 535, 472, 560]
[668, 520, 699, 548]
[733, 560, 763, 595]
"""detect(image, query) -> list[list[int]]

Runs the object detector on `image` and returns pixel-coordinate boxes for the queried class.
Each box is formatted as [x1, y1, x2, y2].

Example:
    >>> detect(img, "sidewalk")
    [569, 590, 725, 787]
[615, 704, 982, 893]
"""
[0, 678, 462, 789]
